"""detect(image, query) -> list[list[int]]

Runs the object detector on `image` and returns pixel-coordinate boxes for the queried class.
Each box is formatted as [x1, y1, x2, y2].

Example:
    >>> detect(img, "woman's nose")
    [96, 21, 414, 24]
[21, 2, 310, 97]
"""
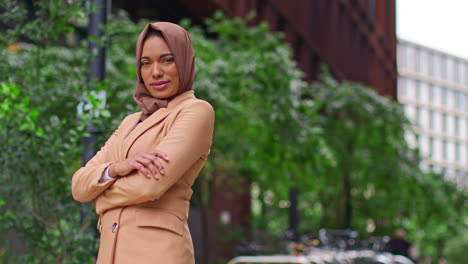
[151, 64, 163, 78]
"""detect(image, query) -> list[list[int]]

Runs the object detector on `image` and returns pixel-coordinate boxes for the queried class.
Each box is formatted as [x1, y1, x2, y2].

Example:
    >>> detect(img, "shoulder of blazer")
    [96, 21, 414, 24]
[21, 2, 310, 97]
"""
[172, 97, 214, 114]
[124, 112, 142, 121]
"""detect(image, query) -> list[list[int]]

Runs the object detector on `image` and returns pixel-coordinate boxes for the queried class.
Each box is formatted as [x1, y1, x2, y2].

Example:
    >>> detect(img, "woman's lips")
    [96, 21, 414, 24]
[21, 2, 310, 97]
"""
[151, 81, 169, 90]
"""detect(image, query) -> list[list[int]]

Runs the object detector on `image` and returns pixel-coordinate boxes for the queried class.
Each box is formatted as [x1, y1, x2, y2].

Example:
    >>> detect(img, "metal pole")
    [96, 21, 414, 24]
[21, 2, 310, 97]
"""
[87, 0, 107, 82]
[289, 187, 299, 242]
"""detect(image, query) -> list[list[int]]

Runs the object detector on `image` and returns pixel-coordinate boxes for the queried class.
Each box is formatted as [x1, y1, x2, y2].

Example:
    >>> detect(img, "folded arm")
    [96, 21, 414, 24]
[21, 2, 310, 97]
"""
[95, 101, 214, 212]
[71, 116, 133, 202]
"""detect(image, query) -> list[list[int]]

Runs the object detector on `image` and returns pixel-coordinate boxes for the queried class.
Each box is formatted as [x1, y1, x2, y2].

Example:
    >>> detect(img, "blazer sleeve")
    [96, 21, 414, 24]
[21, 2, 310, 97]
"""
[71, 116, 131, 202]
[94, 101, 214, 213]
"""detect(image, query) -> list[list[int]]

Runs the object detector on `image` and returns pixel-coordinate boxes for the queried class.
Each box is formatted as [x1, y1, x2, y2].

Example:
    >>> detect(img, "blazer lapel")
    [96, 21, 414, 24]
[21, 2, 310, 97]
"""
[123, 108, 171, 158]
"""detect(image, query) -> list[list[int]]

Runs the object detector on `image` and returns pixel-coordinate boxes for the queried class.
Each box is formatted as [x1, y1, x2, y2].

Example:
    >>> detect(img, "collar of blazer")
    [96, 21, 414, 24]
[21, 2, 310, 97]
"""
[123, 90, 196, 157]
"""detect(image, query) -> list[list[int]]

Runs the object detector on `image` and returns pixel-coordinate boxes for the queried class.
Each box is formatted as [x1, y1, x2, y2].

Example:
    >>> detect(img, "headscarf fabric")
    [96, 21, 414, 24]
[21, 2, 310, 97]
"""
[133, 22, 195, 121]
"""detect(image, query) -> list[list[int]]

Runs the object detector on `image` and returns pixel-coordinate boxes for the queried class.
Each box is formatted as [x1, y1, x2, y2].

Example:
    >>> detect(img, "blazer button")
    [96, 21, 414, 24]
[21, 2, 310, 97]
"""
[112, 223, 118, 233]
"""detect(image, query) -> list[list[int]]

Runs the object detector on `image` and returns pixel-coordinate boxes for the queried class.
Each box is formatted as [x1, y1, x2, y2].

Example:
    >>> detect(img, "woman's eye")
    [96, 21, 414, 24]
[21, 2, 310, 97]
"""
[163, 57, 174, 63]
[140, 61, 150, 66]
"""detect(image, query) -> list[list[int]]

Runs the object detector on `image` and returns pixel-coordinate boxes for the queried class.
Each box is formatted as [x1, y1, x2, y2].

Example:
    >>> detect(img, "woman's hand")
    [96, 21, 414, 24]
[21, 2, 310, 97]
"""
[109, 151, 169, 179]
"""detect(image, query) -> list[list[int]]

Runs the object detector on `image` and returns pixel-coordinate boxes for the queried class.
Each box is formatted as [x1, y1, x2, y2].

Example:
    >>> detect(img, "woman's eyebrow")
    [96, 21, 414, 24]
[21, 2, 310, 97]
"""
[159, 53, 173, 58]
[140, 53, 173, 60]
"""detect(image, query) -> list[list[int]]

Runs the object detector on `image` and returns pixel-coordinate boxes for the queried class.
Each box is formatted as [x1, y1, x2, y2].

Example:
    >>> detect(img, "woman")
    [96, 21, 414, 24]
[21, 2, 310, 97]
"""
[72, 22, 214, 264]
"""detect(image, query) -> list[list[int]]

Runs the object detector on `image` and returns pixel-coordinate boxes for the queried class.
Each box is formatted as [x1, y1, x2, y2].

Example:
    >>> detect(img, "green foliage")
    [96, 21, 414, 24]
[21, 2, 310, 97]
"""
[303, 68, 467, 259]
[189, 11, 329, 192]
[443, 232, 468, 264]
[0, 1, 98, 263]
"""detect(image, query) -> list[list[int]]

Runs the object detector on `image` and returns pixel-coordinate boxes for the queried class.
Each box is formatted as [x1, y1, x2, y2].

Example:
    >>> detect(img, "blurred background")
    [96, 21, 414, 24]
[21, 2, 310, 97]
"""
[0, 0, 466, 263]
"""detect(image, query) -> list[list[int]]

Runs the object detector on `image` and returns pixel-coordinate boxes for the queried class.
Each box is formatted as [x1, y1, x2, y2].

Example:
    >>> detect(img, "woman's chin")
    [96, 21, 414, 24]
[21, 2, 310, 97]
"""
[148, 88, 178, 99]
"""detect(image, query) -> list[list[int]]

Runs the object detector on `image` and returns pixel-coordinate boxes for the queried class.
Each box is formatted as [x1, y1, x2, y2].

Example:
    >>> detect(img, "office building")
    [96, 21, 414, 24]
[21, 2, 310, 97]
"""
[397, 39, 468, 186]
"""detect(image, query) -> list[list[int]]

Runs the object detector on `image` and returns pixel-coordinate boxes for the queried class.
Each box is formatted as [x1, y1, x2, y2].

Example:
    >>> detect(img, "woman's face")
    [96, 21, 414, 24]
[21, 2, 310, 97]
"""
[140, 36, 180, 99]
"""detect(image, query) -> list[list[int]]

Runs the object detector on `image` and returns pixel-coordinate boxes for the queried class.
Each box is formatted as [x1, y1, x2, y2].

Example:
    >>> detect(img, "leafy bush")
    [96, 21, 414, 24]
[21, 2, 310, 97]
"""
[443, 233, 468, 264]
[0, 1, 98, 263]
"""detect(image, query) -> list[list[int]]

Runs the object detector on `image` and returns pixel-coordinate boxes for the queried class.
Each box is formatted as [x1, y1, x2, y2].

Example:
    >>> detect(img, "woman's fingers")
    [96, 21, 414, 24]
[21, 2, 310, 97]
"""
[132, 159, 153, 179]
[136, 153, 164, 179]
[148, 151, 168, 177]
[123, 151, 169, 180]
[152, 159, 165, 176]
[151, 150, 170, 162]
[146, 151, 169, 177]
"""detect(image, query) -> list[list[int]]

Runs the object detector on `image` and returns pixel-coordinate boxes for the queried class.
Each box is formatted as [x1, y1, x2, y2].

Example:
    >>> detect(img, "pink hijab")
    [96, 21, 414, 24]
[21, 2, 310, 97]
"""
[133, 22, 195, 121]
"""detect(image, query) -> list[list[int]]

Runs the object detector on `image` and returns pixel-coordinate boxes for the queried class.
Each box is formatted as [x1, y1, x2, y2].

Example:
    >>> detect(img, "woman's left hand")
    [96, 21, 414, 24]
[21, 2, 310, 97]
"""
[109, 150, 169, 179]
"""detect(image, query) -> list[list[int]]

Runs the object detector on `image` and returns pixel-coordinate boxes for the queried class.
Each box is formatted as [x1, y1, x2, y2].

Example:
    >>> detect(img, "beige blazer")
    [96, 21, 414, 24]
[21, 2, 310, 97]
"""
[72, 91, 214, 264]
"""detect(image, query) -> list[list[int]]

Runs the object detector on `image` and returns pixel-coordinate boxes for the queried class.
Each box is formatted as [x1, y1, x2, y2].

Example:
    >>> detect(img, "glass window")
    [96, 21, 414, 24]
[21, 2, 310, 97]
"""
[429, 137, 434, 157]
[415, 81, 421, 100]
[455, 91, 463, 111]
[455, 116, 460, 137]
[398, 78, 407, 99]
[461, 144, 468, 163]
[433, 85, 443, 107]
[406, 79, 417, 100]
[419, 82, 430, 103]
[458, 62, 466, 85]
[406, 45, 416, 72]
[442, 113, 448, 134]
[465, 63, 468, 85]
[460, 118, 467, 140]
[420, 136, 430, 157]
[428, 84, 434, 103]
[429, 110, 435, 130]
[447, 141, 455, 162]
[446, 89, 456, 111]
[433, 138, 443, 160]
[441, 87, 447, 106]
[465, 93, 468, 111]
[455, 143, 461, 162]
[427, 52, 434, 76]
[415, 106, 421, 126]
[419, 108, 430, 130]
[405, 132, 418, 149]
[433, 111, 442, 133]
[447, 114, 455, 136]
[398, 44, 407, 69]
[432, 53, 441, 79]
[414, 47, 420, 72]
[453, 60, 460, 83]
[442, 140, 448, 160]
[441, 56, 448, 80]
[420, 49, 429, 75]
[446, 58, 454, 82]
[460, 91, 466, 111]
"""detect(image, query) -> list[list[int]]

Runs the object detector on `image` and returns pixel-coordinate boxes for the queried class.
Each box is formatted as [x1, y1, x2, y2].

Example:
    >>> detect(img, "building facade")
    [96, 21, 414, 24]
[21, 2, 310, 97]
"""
[397, 39, 468, 186]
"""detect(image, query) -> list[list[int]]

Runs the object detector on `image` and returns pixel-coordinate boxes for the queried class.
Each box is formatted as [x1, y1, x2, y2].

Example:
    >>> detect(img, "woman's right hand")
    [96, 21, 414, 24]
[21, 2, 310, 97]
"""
[109, 151, 169, 180]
